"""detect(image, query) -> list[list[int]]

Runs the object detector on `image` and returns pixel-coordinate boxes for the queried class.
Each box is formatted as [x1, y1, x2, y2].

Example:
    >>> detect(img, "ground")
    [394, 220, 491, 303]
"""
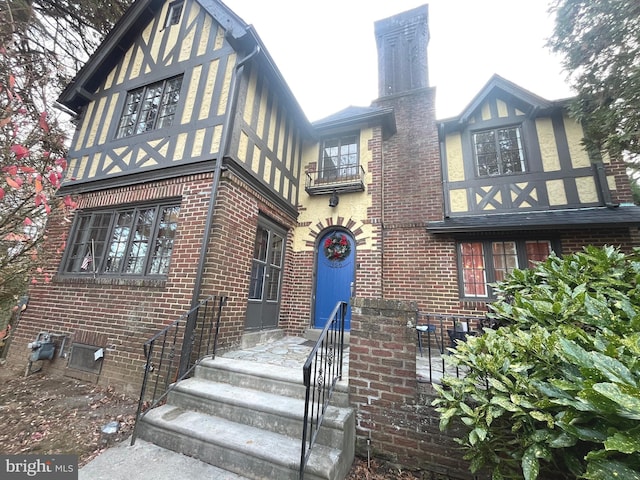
[0, 366, 138, 466]
[0, 365, 420, 479]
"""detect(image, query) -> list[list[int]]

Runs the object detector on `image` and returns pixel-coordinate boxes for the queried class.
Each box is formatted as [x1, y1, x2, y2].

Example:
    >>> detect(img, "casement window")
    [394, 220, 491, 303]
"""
[62, 203, 180, 277]
[116, 76, 183, 138]
[165, 0, 184, 27]
[473, 126, 525, 177]
[320, 134, 359, 181]
[458, 239, 555, 298]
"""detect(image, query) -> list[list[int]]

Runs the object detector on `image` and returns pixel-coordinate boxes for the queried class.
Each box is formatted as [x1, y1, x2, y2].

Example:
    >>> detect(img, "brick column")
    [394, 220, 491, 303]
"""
[349, 297, 475, 478]
[349, 298, 418, 455]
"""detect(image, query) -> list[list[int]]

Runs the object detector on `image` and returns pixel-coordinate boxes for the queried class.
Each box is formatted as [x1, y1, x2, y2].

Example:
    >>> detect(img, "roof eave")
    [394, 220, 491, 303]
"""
[313, 108, 396, 138]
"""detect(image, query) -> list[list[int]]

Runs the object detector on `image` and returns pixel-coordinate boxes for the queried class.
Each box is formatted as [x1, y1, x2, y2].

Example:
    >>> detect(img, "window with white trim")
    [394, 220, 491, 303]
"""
[62, 203, 180, 277]
[458, 239, 555, 298]
[116, 76, 183, 138]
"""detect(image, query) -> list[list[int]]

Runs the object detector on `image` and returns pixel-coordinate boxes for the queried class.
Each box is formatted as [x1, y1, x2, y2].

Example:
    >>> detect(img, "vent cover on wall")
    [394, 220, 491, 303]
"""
[67, 343, 104, 375]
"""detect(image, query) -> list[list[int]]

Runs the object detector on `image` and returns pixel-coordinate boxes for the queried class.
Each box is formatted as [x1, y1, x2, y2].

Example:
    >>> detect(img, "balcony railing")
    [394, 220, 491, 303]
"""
[305, 165, 365, 195]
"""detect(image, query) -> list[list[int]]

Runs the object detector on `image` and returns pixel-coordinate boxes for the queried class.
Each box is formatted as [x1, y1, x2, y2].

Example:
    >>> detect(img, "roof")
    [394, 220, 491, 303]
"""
[313, 105, 396, 137]
[438, 74, 572, 130]
[427, 205, 640, 234]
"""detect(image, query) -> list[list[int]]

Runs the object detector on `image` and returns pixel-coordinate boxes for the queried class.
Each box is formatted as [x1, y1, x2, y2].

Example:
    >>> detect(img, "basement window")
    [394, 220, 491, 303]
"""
[67, 344, 104, 375]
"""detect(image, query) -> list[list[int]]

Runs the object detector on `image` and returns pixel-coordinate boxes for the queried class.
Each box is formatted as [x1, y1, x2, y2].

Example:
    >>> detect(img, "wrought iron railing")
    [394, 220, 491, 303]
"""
[299, 301, 347, 479]
[130, 294, 227, 445]
[305, 165, 365, 194]
[416, 313, 487, 384]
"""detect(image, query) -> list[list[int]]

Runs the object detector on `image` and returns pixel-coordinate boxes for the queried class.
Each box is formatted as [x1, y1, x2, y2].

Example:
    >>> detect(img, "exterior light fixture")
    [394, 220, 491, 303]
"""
[329, 190, 339, 208]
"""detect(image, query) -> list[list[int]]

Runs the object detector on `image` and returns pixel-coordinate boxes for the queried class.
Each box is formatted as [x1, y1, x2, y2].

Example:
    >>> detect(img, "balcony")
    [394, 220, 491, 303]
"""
[305, 165, 365, 195]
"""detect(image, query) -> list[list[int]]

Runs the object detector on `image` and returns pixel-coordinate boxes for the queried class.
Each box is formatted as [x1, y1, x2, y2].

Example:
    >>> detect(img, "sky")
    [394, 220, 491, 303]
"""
[226, 0, 576, 122]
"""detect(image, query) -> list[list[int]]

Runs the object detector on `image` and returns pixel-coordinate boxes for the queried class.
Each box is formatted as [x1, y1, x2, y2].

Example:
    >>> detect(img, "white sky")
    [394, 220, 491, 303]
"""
[226, 0, 575, 122]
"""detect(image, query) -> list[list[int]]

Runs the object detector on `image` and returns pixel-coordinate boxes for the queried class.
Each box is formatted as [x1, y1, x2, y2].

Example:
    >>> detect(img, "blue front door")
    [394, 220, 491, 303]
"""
[314, 230, 355, 330]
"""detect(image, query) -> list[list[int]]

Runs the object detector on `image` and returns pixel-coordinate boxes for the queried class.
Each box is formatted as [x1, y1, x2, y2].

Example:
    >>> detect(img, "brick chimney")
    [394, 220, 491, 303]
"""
[374, 5, 429, 97]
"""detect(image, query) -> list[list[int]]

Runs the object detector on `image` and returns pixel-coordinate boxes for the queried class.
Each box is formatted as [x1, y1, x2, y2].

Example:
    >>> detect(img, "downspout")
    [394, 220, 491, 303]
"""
[179, 43, 260, 376]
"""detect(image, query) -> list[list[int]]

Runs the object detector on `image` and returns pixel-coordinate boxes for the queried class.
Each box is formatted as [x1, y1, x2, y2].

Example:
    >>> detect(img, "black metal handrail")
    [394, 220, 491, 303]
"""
[299, 301, 347, 480]
[305, 165, 365, 194]
[130, 294, 227, 445]
[416, 313, 487, 384]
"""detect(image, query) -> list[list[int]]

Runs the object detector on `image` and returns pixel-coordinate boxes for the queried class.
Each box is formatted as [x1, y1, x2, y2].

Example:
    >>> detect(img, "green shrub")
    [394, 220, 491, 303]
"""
[433, 246, 640, 480]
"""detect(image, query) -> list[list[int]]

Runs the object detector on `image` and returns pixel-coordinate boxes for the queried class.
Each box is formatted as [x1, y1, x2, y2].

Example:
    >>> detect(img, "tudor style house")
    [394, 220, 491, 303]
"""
[6, 0, 640, 451]
[6, 0, 640, 476]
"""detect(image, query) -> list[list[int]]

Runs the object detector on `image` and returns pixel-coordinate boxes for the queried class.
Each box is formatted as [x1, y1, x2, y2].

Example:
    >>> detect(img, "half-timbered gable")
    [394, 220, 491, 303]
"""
[58, 0, 310, 212]
[430, 74, 640, 235]
[229, 59, 308, 210]
[438, 75, 615, 218]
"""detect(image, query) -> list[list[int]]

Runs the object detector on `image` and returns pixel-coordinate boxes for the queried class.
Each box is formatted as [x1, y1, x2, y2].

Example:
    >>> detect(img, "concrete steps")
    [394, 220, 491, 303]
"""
[136, 357, 354, 480]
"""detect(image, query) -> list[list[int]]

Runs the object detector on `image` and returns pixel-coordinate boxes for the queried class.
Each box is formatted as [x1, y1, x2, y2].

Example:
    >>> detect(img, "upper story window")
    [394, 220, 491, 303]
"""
[62, 202, 180, 278]
[320, 134, 359, 181]
[165, 1, 184, 27]
[473, 126, 525, 177]
[116, 76, 183, 138]
[459, 239, 555, 299]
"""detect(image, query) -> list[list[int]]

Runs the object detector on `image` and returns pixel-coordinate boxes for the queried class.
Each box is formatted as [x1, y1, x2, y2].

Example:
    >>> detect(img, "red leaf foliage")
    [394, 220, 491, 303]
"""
[5, 177, 21, 189]
[39, 111, 49, 133]
[10, 144, 29, 160]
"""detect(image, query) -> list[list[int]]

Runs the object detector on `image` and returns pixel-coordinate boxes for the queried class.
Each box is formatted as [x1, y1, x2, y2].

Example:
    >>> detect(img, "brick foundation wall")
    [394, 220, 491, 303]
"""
[349, 297, 477, 479]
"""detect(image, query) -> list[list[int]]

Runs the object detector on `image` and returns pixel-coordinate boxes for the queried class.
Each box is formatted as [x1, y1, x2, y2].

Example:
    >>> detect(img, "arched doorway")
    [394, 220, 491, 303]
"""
[313, 229, 355, 330]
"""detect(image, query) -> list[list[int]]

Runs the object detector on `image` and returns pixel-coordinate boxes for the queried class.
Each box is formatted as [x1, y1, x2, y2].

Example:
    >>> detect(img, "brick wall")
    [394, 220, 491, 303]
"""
[349, 297, 477, 479]
[7, 174, 213, 394]
[7, 170, 300, 394]
[606, 155, 634, 205]
[371, 87, 485, 317]
[559, 227, 640, 254]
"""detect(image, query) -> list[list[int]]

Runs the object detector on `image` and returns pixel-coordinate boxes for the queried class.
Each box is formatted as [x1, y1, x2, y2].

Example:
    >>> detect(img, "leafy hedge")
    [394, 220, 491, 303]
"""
[433, 246, 640, 480]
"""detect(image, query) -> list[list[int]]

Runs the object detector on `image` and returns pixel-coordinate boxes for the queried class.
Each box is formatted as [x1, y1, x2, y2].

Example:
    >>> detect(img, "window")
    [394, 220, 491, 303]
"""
[116, 76, 183, 138]
[165, 1, 184, 27]
[320, 134, 359, 181]
[473, 126, 525, 177]
[248, 227, 284, 302]
[62, 203, 180, 277]
[459, 239, 554, 298]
